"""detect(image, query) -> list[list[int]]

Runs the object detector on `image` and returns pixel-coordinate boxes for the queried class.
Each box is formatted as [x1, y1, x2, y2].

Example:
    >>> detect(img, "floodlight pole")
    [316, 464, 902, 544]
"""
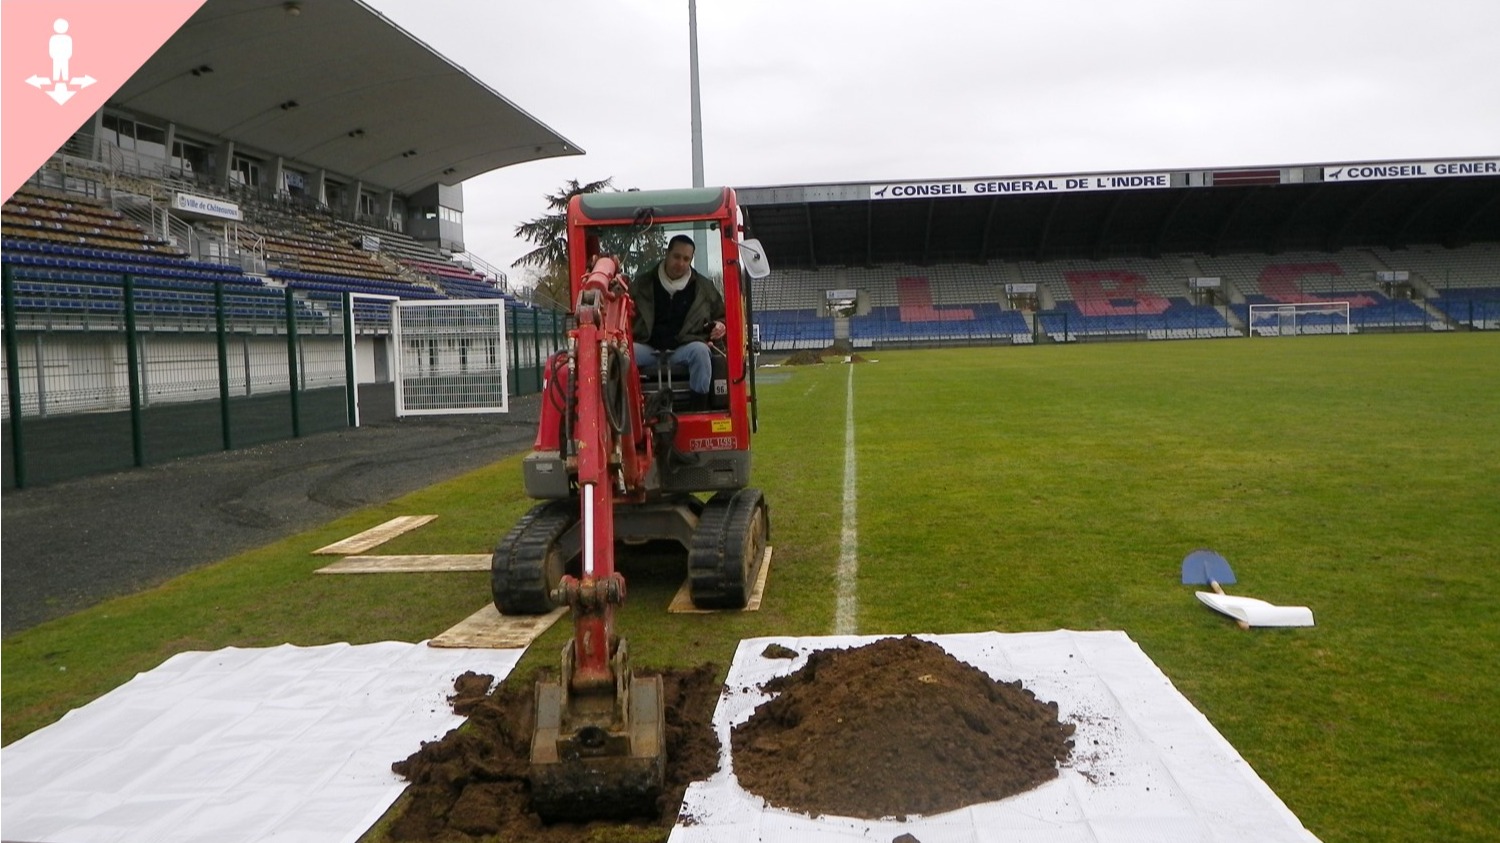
[689, 0, 704, 188]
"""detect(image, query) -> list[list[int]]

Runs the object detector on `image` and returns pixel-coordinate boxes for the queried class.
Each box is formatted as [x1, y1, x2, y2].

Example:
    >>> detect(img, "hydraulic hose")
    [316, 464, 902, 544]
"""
[544, 351, 570, 458]
[544, 352, 569, 415]
[603, 345, 628, 435]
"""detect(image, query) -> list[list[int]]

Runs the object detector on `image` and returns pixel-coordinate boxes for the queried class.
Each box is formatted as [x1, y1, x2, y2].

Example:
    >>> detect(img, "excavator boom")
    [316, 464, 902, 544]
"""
[527, 258, 666, 822]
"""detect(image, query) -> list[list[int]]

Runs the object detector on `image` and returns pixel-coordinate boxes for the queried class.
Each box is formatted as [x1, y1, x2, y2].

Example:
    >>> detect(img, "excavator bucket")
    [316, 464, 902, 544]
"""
[529, 638, 667, 822]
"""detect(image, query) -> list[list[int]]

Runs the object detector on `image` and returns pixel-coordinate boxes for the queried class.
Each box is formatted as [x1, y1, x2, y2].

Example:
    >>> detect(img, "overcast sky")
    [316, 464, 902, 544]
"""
[363, 0, 1499, 283]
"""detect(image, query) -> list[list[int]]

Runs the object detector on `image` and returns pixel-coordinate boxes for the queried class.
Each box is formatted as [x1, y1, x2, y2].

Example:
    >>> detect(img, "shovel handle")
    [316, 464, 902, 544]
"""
[1210, 580, 1252, 631]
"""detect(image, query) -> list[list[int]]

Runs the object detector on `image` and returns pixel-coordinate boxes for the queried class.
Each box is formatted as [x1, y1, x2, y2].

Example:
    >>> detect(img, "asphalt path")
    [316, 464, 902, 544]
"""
[1, 390, 542, 636]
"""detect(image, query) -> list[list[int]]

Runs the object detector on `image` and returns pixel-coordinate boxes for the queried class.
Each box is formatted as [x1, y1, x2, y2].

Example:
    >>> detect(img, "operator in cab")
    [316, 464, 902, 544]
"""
[630, 234, 726, 411]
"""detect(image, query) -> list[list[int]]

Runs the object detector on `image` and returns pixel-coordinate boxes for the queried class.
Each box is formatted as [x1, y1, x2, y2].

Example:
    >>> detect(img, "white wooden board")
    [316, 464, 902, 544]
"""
[312, 515, 438, 556]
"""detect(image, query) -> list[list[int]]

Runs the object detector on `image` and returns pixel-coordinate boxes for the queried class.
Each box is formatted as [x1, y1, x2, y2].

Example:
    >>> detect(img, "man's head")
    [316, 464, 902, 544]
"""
[663, 235, 696, 282]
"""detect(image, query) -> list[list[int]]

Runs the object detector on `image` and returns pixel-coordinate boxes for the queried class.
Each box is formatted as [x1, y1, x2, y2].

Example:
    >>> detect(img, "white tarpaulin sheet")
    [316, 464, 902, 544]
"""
[1, 641, 521, 843]
[671, 631, 1321, 843]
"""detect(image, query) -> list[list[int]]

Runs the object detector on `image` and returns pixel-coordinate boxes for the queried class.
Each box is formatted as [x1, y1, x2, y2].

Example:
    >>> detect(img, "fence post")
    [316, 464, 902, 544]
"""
[3, 264, 27, 488]
[216, 279, 233, 450]
[343, 292, 357, 426]
[32, 334, 48, 417]
[285, 287, 301, 437]
[123, 274, 145, 467]
[531, 307, 542, 393]
[508, 307, 520, 396]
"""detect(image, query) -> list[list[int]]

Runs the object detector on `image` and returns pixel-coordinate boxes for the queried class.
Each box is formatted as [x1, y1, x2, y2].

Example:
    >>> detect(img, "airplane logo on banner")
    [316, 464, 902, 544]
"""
[868, 172, 1172, 200]
[1324, 159, 1500, 182]
[24, 19, 97, 105]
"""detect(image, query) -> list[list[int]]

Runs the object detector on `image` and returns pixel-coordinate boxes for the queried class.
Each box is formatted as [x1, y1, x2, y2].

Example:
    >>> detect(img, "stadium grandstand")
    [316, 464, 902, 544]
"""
[738, 160, 1500, 349]
[2, 0, 579, 487]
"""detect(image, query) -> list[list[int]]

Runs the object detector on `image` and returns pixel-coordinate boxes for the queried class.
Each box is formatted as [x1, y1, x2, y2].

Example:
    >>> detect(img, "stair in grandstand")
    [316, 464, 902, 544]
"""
[331, 220, 509, 301]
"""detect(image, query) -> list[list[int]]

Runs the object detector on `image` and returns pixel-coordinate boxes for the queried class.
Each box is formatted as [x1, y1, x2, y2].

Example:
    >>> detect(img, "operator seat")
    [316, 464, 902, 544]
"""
[637, 352, 729, 412]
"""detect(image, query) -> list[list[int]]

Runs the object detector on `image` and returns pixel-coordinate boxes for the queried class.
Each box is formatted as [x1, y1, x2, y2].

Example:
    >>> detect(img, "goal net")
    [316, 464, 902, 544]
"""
[392, 299, 509, 416]
[1247, 301, 1351, 337]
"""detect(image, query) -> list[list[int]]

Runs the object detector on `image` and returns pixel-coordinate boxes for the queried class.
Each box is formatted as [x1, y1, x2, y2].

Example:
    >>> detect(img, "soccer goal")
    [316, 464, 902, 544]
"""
[391, 299, 509, 416]
[1247, 301, 1351, 337]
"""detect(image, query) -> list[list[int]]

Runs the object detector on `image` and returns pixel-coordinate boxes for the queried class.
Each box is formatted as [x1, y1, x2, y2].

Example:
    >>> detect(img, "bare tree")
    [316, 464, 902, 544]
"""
[521, 263, 573, 312]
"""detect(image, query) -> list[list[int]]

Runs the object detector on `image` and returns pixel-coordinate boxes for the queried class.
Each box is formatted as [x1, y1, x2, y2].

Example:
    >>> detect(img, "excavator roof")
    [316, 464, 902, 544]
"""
[576, 187, 731, 222]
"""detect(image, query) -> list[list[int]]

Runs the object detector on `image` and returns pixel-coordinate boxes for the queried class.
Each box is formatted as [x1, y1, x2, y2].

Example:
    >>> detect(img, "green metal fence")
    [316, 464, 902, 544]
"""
[508, 303, 567, 395]
[2, 266, 568, 488]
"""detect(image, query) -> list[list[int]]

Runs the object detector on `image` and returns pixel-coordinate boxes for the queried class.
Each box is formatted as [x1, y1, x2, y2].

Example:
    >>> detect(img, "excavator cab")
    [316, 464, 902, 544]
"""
[497, 188, 772, 615]
[491, 187, 771, 822]
[564, 189, 763, 496]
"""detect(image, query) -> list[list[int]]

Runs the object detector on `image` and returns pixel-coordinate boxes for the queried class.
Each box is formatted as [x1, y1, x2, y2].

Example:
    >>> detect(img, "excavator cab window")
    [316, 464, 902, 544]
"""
[587, 221, 725, 294]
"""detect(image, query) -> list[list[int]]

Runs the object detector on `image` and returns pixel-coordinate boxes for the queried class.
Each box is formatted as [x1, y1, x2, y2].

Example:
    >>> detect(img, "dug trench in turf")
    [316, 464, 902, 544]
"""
[391, 636, 1074, 839]
[389, 665, 722, 842]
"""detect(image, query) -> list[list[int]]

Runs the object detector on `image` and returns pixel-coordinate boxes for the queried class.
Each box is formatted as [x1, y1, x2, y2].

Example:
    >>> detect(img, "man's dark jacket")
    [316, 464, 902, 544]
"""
[629, 262, 726, 348]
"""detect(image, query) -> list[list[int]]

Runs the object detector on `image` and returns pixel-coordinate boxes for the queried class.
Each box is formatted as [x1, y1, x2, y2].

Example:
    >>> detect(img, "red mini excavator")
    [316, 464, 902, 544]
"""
[493, 187, 771, 820]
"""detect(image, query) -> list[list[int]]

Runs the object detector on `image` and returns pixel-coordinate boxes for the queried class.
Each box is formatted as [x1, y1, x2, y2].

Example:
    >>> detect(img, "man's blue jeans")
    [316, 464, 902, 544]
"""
[633, 341, 711, 394]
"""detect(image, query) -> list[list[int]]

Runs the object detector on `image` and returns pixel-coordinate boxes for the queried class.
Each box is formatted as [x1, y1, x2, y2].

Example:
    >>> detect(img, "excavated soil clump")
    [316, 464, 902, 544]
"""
[731, 636, 1074, 819]
[390, 665, 721, 842]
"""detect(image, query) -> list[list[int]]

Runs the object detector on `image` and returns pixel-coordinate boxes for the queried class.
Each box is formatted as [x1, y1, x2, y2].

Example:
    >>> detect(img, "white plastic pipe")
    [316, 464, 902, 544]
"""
[582, 483, 595, 577]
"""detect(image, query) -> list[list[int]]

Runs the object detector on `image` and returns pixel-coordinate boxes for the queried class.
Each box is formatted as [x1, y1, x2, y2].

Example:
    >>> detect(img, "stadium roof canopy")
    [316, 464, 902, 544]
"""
[110, 0, 580, 195]
[737, 158, 1500, 270]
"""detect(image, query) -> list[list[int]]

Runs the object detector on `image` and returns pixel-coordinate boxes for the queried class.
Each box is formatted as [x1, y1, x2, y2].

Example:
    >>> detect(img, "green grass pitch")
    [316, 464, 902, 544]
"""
[4, 331, 1497, 842]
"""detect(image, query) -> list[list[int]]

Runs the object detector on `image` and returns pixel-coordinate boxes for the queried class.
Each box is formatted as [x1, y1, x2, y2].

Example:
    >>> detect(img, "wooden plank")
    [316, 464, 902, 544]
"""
[314, 554, 490, 574]
[668, 547, 774, 614]
[312, 515, 438, 556]
[429, 605, 568, 650]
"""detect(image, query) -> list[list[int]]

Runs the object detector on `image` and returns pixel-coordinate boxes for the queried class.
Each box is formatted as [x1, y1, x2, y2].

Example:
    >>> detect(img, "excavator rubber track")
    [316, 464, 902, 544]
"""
[687, 487, 770, 609]
[492, 499, 578, 615]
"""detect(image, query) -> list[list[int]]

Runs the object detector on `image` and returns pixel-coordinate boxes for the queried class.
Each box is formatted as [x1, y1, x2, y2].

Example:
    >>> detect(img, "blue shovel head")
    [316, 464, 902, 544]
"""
[1181, 549, 1236, 585]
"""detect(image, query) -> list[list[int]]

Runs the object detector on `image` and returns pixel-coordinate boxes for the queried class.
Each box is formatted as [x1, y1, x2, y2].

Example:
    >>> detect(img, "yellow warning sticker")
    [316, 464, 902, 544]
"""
[711, 418, 733, 433]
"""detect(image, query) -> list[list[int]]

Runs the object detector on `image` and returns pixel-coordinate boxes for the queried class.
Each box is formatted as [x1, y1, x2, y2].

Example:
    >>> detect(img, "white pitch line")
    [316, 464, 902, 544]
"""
[834, 363, 859, 635]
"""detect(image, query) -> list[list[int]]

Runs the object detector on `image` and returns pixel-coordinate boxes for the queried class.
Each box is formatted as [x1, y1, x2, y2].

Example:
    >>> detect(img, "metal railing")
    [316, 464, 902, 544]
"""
[452, 251, 510, 294]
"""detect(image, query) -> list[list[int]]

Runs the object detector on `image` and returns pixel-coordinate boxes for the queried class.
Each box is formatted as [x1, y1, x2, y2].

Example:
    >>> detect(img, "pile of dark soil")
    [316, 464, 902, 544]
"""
[782, 349, 826, 365]
[731, 636, 1074, 819]
[781, 348, 872, 366]
[390, 665, 722, 841]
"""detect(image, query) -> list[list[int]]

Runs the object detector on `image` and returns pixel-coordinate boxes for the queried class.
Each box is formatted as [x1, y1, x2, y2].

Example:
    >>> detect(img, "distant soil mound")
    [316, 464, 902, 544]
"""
[783, 350, 826, 365]
[781, 348, 871, 365]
